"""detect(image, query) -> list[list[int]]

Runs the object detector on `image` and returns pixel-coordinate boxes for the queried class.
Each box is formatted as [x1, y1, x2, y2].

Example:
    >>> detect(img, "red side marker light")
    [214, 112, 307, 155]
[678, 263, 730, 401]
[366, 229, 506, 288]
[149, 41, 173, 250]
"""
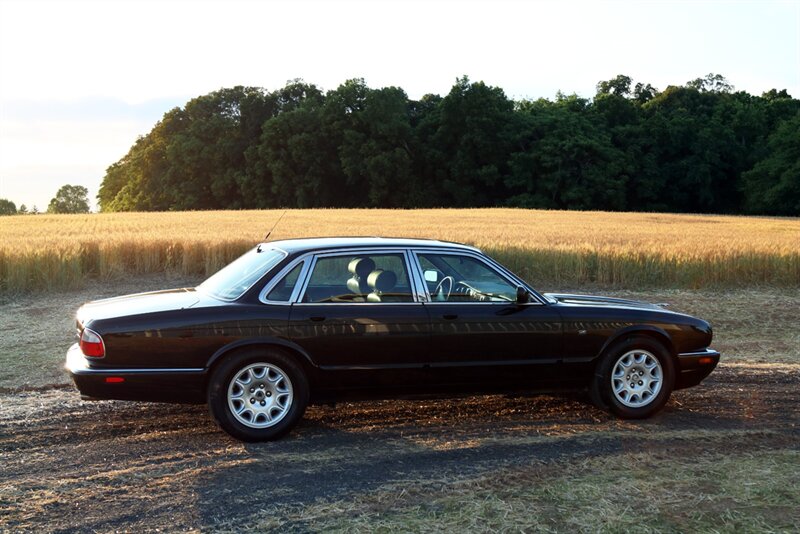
[105, 377, 125, 383]
[698, 357, 715, 365]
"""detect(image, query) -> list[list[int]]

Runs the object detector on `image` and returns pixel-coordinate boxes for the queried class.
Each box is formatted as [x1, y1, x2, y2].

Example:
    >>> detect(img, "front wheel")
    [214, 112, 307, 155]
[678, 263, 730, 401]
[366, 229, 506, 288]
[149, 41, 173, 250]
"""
[208, 348, 309, 441]
[591, 337, 675, 419]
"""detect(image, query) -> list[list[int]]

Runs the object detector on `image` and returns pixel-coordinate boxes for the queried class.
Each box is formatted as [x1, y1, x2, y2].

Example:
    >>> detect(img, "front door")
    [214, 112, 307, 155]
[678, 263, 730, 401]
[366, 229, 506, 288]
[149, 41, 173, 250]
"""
[414, 251, 562, 386]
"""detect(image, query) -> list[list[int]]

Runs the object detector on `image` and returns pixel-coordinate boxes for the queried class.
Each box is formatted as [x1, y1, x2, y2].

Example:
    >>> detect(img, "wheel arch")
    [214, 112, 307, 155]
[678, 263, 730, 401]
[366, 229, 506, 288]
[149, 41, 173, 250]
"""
[596, 325, 676, 363]
[205, 338, 318, 384]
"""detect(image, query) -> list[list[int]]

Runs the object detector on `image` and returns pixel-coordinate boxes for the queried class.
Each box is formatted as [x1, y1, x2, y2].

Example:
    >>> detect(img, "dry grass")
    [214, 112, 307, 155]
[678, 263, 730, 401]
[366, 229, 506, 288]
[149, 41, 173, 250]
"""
[1, 208, 798, 292]
[243, 449, 800, 533]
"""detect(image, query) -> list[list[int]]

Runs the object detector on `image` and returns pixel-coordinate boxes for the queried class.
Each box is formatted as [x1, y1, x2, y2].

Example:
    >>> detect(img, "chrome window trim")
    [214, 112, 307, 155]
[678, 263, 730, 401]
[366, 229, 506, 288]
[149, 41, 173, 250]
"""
[292, 301, 427, 307]
[258, 257, 312, 305]
[409, 248, 546, 306]
[295, 248, 422, 305]
[257, 244, 546, 306]
[407, 249, 429, 302]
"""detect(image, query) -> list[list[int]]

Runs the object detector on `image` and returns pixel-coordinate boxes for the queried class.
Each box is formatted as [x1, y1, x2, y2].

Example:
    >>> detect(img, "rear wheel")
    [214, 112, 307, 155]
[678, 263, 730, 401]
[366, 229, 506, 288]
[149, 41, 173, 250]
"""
[591, 336, 675, 419]
[208, 348, 309, 441]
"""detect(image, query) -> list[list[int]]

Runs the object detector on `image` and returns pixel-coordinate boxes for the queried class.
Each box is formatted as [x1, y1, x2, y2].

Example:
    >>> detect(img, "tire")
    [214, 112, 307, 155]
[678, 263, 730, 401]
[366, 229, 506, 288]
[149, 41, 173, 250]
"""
[207, 348, 309, 441]
[591, 336, 675, 419]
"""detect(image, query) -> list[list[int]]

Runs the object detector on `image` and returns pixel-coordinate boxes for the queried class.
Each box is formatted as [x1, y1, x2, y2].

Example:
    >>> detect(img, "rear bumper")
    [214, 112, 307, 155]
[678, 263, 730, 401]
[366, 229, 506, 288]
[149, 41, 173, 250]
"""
[675, 348, 720, 389]
[65, 343, 207, 403]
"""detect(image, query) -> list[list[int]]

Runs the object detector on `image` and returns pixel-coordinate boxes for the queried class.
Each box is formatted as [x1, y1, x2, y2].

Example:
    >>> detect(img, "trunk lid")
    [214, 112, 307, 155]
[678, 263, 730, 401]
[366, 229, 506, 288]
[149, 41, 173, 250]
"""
[76, 288, 201, 327]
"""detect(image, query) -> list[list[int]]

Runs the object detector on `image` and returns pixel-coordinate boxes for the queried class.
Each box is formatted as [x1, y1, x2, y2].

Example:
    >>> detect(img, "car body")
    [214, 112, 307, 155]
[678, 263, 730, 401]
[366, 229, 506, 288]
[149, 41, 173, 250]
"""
[66, 237, 719, 441]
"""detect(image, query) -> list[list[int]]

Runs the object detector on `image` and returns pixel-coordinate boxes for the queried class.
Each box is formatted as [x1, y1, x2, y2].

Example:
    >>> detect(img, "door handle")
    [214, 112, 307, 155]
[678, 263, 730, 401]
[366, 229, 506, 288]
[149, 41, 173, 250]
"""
[442, 314, 458, 320]
[309, 316, 326, 322]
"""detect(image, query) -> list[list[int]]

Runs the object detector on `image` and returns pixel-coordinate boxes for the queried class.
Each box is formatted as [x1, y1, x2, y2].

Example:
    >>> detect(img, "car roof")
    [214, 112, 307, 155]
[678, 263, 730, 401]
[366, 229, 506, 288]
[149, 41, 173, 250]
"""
[263, 237, 481, 254]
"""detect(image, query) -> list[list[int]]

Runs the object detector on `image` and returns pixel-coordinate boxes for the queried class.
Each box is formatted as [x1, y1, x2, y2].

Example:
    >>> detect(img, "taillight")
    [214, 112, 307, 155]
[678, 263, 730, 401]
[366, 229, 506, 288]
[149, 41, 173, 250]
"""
[80, 328, 105, 358]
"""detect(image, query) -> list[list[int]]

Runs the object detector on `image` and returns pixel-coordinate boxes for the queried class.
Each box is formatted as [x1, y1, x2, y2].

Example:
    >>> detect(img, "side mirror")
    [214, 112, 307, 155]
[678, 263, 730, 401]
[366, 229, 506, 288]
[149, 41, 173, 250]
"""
[516, 286, 530, 304]
[424, 270, 439, 283]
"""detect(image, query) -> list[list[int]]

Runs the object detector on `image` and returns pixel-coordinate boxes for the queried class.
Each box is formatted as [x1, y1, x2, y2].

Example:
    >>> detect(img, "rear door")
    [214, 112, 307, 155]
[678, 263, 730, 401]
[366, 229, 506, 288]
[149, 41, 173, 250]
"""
[287, 249, 431, 386]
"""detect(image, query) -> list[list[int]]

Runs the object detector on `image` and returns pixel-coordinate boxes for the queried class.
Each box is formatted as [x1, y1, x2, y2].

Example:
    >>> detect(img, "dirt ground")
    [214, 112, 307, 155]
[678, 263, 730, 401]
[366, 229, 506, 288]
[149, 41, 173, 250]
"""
[1, 365, 798, 532]
[1, 276, 799, 531]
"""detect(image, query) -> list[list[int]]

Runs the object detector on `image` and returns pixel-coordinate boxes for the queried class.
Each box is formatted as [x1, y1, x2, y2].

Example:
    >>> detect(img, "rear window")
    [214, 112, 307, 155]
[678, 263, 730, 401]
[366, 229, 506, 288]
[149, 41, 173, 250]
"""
[199, 246, 286, 300]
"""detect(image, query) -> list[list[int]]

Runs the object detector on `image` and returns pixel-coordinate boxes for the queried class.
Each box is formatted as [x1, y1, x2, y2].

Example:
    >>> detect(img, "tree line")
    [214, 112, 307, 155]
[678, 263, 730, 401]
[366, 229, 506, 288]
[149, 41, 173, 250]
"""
[96, 74, 800, 215]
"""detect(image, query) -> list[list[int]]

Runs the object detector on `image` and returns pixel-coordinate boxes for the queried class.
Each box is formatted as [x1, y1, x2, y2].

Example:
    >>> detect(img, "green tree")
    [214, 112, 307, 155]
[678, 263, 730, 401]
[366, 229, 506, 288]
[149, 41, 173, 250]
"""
[322, 80, 415, 207]
[633, 82, 659, 104]
[0, 198, 16, 215]
[94, 75, 800, 215]
[256, 100, 342, 207]
[507, 95, 627, 210]
[687, 73, 733, 93]
[596, 74, 632, 97]
[593, 76, 661, 210]
[419, 76, 517, 206]
[239, 80, 324, 208]
[18, 204, 28, 214]
[163, 86, 280, 210]
[48, 185, 90, 213]
[761, 89, 800, 131]
[741, 111, 800, 215]
[641, 86, 748, 213]
[98, 109, 182, 211]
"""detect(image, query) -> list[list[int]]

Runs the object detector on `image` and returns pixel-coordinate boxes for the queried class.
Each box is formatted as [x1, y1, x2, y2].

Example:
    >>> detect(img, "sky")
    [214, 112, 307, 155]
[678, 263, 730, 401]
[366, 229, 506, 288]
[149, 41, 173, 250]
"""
[0, 0, 798, 211]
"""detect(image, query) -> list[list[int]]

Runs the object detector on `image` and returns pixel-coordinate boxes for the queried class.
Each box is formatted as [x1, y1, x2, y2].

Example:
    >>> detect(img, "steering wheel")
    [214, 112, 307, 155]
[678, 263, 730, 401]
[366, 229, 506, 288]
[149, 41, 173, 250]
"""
[432, 276, 454, 301]
[454, 281, 515, 302]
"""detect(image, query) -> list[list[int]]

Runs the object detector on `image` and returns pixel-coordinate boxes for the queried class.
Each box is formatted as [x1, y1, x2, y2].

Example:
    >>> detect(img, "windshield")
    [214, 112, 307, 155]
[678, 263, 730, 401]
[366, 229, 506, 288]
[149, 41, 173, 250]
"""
[198, 246, 286, 300]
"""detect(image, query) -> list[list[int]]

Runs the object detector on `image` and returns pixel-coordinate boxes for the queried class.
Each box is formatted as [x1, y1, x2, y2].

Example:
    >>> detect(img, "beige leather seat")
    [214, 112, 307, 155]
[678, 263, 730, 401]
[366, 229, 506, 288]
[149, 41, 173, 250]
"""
[366, 269, 398, 302]
[346, 257, 375, 299]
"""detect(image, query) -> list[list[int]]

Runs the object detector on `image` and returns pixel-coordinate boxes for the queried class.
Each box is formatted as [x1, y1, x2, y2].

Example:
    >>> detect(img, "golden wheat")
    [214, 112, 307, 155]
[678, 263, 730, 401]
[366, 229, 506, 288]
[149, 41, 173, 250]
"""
[1, 208, 798, 292]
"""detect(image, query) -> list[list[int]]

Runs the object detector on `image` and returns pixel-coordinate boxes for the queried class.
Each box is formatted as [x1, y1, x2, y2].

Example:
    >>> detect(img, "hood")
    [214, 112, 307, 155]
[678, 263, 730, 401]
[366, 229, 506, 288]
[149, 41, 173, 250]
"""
[77, 288, 203, 326]
[544, 293, 671, 312]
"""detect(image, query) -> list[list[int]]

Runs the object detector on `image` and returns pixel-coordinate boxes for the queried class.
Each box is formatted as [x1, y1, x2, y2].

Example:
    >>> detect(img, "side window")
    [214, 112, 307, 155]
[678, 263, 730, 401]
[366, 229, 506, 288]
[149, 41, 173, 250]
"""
[418, 253, 517, 302]
[265, 262, 304, 302]
[302, 253, 414, 303]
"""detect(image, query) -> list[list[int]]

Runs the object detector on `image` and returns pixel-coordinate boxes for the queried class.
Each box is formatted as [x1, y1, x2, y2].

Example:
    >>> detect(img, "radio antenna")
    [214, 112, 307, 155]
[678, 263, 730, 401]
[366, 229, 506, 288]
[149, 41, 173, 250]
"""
[264, 210, 287, 241]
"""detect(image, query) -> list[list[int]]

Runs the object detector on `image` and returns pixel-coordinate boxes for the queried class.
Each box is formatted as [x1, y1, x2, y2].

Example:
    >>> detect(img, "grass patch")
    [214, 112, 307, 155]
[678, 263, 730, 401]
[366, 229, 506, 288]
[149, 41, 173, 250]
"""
[240, 449, 800, 533]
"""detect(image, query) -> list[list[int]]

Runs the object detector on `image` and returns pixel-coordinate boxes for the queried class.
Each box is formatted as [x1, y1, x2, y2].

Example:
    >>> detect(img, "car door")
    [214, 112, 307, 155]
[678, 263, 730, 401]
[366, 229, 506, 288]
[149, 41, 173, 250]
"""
[412, 249, 563, 385]
[287, 249, 431, 387]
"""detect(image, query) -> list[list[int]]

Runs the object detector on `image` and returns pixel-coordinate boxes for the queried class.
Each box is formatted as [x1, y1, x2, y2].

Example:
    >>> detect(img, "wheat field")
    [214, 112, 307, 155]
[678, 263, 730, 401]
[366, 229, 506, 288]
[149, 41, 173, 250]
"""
[1, 208, 798, 292]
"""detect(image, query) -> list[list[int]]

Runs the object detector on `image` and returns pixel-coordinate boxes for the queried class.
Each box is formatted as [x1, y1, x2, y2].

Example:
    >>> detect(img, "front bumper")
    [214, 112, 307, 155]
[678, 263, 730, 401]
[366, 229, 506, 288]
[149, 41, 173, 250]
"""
[65, 343, 207, 403]
[675, 348, 720, 389]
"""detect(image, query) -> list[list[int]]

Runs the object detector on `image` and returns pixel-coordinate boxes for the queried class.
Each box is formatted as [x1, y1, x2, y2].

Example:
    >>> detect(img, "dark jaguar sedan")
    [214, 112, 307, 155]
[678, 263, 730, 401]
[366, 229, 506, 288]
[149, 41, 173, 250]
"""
[66, 237, 719, 441]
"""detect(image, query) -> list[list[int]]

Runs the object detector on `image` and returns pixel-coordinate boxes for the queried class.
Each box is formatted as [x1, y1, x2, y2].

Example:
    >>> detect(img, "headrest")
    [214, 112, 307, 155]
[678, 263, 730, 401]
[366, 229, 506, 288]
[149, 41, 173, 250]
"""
[348, 257, 376, 279]
[367, 269, 397, 293]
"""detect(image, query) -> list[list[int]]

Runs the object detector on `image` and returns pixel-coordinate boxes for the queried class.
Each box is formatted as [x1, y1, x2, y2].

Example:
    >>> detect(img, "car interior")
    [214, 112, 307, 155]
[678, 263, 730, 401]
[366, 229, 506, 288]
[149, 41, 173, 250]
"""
[302, 254, 414, 303]
[289, 252, 518, 304]
[418, 253, 517, 302]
